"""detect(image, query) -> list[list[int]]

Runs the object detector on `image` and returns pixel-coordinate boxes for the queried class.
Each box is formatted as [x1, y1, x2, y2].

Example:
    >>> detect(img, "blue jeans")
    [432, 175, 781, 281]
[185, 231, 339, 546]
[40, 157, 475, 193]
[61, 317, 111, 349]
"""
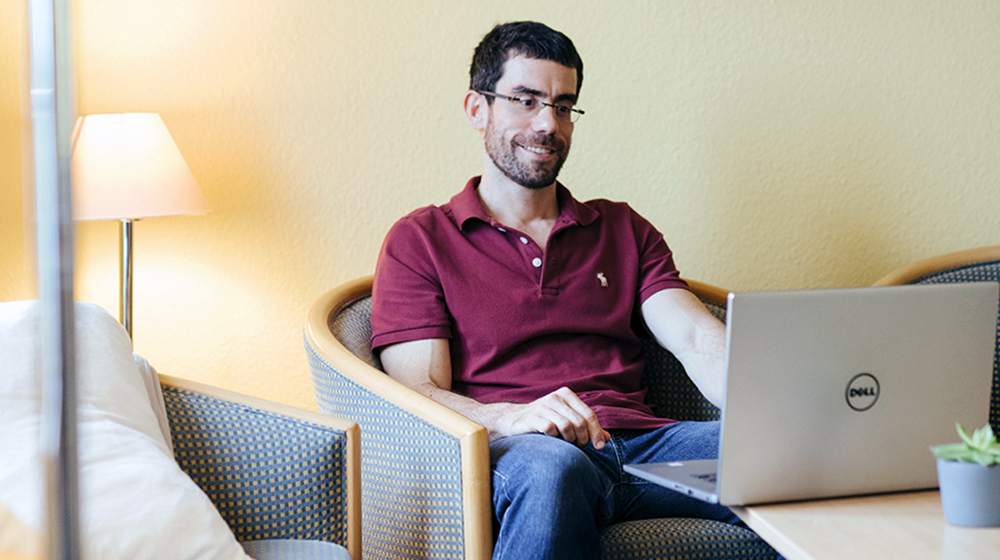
[489, 421, 743, 560]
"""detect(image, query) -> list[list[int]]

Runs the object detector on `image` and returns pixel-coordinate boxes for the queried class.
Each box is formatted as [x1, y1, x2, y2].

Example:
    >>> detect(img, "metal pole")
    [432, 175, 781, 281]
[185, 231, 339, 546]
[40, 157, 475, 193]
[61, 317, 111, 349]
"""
[120, 219, 134, 343]
[27, 0, 80, 558]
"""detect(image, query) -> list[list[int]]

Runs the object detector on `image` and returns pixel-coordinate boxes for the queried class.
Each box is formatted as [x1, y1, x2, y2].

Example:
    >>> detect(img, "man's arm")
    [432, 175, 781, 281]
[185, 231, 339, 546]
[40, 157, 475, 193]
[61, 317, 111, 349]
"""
[379, 338, 610, 448]
[640, 288, 727, 409]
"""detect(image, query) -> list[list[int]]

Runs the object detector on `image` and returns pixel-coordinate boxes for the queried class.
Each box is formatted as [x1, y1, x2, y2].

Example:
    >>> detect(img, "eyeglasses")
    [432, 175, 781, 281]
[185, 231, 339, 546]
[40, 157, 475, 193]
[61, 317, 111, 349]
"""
[477, 91, 585, 123]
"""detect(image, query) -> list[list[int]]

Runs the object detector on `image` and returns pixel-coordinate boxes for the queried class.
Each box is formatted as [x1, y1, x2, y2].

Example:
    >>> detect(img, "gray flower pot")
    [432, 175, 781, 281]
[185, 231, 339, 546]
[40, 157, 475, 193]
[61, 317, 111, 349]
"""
[937, 459, 1000, 527]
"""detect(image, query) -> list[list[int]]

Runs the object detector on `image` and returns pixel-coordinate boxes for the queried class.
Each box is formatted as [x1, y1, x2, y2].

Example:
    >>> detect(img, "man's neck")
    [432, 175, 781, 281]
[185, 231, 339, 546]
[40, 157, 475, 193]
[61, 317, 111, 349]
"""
[477, 167, 559, 248]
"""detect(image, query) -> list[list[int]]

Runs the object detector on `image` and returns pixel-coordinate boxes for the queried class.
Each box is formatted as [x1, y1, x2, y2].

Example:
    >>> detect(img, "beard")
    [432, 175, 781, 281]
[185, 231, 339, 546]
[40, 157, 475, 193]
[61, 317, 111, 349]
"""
[484, 121, 570, 190]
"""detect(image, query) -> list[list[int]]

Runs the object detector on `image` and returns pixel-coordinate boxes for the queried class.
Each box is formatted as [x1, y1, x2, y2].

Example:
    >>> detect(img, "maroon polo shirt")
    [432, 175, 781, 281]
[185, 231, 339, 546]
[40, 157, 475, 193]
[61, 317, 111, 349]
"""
[371, 177, 689, 430]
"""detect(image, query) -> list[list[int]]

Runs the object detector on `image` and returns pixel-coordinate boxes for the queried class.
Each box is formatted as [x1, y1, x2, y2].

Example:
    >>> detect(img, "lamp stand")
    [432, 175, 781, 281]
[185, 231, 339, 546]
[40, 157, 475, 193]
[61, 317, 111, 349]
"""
[119, 219, 134, 345]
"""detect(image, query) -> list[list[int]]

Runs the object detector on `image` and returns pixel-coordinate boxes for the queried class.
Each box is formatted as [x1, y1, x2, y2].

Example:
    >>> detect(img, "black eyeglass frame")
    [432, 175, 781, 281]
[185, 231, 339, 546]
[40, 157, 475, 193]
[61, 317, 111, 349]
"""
[477, 90, 585, 123]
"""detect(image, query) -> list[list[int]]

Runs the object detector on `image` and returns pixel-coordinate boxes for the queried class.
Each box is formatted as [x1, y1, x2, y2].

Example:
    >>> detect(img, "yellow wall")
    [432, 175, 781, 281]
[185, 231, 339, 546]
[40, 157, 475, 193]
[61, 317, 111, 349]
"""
[1, 0, 31, 303]
[4, 1, 999, 410]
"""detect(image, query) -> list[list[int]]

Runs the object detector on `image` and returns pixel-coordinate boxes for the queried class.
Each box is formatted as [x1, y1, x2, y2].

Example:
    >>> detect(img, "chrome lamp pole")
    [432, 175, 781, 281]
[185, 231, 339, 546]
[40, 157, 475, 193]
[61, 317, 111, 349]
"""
[119, 219, 134, 339]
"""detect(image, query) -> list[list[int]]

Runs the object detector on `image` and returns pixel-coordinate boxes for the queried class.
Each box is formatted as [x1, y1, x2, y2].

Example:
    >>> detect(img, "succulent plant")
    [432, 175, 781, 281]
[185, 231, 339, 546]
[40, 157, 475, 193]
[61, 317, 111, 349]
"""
[931, 423, 1000, 467]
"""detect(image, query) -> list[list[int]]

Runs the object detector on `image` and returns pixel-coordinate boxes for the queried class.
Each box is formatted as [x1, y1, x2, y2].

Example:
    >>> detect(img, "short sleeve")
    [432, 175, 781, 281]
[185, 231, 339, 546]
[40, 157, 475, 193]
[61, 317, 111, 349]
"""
[370, 211, 455, 350]
[630, 207, 689, 303]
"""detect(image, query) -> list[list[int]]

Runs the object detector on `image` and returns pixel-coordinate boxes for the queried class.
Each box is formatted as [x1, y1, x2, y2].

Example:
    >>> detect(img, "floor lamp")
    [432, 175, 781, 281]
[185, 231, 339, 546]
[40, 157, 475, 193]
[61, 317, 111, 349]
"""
[70, 113, 210, 344]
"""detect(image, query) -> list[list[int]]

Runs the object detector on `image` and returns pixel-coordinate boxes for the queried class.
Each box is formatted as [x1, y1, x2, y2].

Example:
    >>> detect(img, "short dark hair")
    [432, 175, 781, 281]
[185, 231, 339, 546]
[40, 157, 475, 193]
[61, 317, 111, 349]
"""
[470, 21, 583, 99]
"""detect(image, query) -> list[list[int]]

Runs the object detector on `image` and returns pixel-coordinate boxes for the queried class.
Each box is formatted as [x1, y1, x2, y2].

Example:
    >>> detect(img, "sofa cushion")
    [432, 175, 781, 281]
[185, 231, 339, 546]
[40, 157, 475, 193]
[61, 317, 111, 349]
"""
[0, 300, 251, 560]
[241, 539, 350, 560]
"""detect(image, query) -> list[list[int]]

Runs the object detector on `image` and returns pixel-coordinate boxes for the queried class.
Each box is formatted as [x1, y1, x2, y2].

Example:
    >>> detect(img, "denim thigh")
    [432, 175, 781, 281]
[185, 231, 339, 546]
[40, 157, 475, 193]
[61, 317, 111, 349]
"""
[486, 422, 744, 560]
[490, 434, 613, 560]
[582, 421, 742, 524]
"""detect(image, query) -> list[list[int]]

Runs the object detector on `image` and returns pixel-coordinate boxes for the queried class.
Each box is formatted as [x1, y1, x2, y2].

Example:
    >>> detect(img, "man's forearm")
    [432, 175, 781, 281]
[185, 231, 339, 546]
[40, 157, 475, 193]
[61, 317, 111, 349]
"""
[641, 288, 727, 409]
[405, 378, 518, 441]
[381, 338, 609, 447]
[411, 381, 609, 447]
[378, 338, 523, 440]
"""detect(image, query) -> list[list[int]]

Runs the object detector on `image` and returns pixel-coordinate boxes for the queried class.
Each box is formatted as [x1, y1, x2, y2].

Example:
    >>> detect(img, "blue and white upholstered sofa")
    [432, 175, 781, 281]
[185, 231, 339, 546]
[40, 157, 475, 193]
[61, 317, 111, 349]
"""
[161, 374, 361, 559]
[0, 301, 360, 560]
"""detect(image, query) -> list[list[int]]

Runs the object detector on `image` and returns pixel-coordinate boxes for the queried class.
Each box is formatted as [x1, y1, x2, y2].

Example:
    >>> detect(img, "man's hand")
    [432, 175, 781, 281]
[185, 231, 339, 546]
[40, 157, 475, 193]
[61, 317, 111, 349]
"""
[493, 387, 610, 449]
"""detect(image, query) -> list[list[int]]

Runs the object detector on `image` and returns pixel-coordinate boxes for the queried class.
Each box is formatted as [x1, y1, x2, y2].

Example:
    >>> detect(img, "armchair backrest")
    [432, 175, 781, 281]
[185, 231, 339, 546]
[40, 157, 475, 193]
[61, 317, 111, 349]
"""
[329, 280, 728, 423]
[329, 295, 382, 370]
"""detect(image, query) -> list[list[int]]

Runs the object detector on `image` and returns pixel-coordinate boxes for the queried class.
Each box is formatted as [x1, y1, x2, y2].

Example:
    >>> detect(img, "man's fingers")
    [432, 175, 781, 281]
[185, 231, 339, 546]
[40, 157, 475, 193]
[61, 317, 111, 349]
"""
[538, 404, 589, 445]
[546, 388, 606, 447]
[555, 388, 607, 447]
[501, 388, 609, 448]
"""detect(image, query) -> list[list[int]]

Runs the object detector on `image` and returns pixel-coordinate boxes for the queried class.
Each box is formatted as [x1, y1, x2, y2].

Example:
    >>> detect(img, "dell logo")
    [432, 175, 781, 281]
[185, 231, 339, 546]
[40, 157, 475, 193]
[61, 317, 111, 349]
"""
[846, 373, 880, 412]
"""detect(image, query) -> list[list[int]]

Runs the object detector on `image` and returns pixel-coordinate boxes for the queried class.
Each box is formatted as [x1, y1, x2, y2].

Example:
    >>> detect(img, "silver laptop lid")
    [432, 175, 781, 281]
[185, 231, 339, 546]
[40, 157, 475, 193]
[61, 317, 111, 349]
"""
[717, 282, 998, 506]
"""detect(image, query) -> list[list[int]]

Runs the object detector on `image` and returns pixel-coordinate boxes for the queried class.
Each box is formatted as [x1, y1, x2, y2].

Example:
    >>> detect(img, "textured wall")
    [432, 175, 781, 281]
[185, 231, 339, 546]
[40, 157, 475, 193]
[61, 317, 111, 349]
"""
[3, 1, 999, 410]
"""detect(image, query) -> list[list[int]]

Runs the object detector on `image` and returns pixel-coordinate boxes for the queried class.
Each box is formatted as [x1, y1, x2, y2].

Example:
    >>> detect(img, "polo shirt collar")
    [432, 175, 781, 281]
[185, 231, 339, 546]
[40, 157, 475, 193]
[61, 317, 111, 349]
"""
[452, 176, 600, 231]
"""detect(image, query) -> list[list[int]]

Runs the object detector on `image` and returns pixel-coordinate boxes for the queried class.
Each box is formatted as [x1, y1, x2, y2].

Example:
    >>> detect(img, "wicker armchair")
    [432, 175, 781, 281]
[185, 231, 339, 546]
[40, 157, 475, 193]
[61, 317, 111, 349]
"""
[306, 276, 776, 560]
[873, 245, 1000, 433]
[160, 374, 361, 560]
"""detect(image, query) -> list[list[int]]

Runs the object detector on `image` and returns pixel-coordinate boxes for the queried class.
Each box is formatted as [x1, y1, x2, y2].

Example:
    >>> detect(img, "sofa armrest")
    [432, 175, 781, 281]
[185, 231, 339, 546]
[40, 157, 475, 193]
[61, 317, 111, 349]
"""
[159, 374, 360, 560]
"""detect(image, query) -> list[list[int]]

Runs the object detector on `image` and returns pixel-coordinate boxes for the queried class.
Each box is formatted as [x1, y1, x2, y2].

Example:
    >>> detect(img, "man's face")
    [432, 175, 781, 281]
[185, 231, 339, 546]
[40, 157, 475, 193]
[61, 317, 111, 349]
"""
[483, 56, 578, 190]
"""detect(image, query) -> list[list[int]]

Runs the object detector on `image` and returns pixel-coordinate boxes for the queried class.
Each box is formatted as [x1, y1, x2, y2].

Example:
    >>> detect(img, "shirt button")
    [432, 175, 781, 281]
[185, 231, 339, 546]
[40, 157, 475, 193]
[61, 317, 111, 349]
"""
[531, 257, 542, 268]
[519, 236, 529, 244]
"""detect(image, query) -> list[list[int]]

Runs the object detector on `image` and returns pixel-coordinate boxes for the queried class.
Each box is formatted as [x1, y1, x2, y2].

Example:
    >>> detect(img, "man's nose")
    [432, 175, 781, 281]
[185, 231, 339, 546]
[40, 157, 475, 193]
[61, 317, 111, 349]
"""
[530, 103, 560, 133]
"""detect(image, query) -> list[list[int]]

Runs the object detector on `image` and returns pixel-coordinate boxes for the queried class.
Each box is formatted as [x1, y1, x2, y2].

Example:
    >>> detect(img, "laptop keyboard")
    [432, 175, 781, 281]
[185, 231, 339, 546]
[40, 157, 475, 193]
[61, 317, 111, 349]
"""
[692, 473, 717, 484]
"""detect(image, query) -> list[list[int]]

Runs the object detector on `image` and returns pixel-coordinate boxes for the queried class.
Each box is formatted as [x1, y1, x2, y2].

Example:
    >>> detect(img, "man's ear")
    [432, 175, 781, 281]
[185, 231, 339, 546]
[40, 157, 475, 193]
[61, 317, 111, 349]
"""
[464, 90, 488, 131]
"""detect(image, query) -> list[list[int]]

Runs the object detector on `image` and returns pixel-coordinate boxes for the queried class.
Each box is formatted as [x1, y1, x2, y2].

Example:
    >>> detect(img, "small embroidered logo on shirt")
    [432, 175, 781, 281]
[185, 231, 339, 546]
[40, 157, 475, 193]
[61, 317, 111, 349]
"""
[597, 272, 608, 288]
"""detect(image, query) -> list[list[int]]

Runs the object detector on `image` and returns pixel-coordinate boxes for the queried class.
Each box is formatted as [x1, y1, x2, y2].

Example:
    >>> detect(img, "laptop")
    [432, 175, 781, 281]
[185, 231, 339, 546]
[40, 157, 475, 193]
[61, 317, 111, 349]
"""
[624, 282, 998, 506]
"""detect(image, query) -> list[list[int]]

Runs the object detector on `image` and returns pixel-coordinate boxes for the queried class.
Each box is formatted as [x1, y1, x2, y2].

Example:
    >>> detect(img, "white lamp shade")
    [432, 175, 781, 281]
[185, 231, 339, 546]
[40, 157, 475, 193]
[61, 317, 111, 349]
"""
[71, 113, 210, 221]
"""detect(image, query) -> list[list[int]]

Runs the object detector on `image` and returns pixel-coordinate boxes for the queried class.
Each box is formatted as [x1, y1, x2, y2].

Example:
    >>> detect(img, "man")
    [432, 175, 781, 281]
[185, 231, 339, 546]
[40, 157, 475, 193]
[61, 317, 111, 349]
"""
[371, 21, 742, 560]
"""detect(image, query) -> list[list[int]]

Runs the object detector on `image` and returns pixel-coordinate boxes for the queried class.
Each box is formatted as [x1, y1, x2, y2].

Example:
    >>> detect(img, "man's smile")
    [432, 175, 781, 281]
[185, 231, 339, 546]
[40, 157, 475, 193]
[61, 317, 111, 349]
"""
[519, 144, 556, 156]
[514, 135, 565, 161]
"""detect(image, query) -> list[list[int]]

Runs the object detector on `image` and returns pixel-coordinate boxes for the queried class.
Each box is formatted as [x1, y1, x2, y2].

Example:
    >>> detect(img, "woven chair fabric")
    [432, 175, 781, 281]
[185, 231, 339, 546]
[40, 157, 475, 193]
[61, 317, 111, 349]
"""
[908, 261, 1000, 433]
[308, 350, 465, 560]
[309, 298, 464, 560]
[601, 517, 776, 560]
[333, 297, 383, 370]
[242, 539, 351, 560]
[163, 385, 348, 545]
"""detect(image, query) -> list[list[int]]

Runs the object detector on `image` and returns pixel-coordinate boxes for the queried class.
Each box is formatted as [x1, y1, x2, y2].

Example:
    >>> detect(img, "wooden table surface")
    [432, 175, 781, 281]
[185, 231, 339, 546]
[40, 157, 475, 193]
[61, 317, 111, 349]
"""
[732, 490, 1000, 560]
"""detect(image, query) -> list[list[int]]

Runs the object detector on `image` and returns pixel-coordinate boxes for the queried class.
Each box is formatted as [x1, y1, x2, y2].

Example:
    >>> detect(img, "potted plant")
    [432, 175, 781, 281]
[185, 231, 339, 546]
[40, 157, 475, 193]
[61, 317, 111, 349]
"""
[931, 422, 1000, 527]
